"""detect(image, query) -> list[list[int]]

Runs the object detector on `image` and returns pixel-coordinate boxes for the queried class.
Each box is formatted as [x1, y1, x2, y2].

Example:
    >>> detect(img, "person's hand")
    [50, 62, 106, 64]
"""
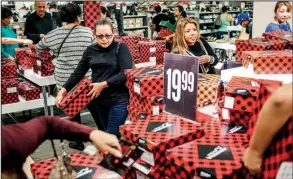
[48, 156, 76, 179]
[7, 56, 15, 61]
[40, 34, 45, 38]
[87, 81, 108, 100]
[163, 36, 171, 41]
[56, 88, 67, 108]
[199, 55, 210, 64]
[243, 147, 263, 175]
[89, 130, 122, 158]
[22, 39, 33, 44]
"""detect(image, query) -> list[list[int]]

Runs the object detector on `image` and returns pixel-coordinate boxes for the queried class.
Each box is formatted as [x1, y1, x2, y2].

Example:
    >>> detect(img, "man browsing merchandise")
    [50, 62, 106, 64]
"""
[24, 1, 54, 44]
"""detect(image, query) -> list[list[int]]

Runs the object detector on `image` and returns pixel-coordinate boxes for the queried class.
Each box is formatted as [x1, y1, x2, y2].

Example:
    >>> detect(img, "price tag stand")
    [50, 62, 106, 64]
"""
[163, 53, 200, 120]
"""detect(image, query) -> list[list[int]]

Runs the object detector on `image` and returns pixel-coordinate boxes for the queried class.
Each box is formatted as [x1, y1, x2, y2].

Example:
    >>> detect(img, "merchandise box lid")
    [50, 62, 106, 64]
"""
[59, 77, 92, 109]
[127, 105, 151, 121]
[167, 120, 247, 179]
[242, 50, 292, 58]
[18, 82, 41, 92]
[125, 65, 163, 82]
[235, 37, 286, 47]
[1, 78, 18, 94]
[120, 112, 205, 152]
[225, 76, 261, 97]
[263, 29, 293, 43]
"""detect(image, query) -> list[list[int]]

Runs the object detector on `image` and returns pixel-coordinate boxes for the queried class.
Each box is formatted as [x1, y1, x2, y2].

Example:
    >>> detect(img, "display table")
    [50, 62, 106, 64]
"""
[208, 41, 236, 51]
[2, 69, 56, 116]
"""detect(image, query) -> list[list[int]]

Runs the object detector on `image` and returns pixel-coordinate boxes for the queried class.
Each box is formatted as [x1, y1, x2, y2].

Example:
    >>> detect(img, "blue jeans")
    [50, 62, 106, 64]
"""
[95, 100, 129, 138]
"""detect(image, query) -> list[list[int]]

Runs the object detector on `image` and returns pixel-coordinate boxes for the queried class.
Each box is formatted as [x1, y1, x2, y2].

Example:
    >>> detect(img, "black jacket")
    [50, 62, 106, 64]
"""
[63, 41, 133, 105]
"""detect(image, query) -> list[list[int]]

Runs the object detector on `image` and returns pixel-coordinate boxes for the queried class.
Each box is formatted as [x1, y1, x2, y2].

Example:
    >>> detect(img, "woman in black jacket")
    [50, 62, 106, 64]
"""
[56, 18, 133, 137]
[172, 18, 218, 74]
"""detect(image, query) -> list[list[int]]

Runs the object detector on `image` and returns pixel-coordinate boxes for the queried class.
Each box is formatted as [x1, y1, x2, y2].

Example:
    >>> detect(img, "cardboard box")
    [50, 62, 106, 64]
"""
[1, 78, 19, 104]
[59, 77, 93, 119]
[218, 107, 252, 127]
[235, 38, 287, 62]
[137, 41, 157, 64]
[223, 77, 282, 113]
[1, 58, 17, 78]
[18, 82, 41, 101]
[14, 48, 35, 70]
[242, 50, 293, 74]
[120, 112, 205, 167]
[125, 66, 163, 98]
[197, 74, 220, 107]
[127, 105, 151, 122]
[33, 56, 54, 77]
[129, 92, 163, 116]
[157, 28, 174, 39]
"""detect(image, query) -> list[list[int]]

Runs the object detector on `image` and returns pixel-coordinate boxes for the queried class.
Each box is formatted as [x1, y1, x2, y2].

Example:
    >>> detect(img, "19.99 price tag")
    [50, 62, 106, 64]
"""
[163, 53, 199, 120]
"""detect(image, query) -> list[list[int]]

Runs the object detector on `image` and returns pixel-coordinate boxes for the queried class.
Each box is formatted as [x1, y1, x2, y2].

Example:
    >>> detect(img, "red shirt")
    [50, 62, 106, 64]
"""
[2, 116, 94, 177]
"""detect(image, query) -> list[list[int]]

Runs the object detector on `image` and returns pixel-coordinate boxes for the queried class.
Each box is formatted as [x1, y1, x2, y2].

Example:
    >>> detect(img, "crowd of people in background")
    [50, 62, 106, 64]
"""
[1, 1, 293, 178]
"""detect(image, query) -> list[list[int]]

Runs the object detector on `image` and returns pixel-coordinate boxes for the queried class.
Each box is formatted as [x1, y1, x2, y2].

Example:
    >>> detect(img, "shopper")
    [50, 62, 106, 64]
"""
[243, 83, 292, 175]
[1, 7, 22, 59]
[172, 18, 218, 74]
[100, 6, 111, 19]
[174, 5, 187, 21]
[216, 6, 234, 39]
[265, 1, 292, 32]
[151, 5, 169, 39]
[36, 2, 97, 151]
[236, 13, 250, 40]
[2, 115, 122, 179]
[56, 18, 133, 138]
[24, 1, 54, 44]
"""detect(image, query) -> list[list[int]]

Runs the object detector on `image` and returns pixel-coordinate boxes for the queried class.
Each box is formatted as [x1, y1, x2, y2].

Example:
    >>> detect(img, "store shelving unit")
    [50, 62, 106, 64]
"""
[122, 14, 149, 37]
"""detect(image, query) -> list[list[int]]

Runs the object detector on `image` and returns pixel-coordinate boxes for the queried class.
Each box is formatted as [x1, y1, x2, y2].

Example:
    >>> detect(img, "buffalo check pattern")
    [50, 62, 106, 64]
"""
[197, 74, 220, 107]
[263, 29, 293, 49]
[15, 48, 35, 70]
[235, 38, 287, 62]
[59, 78, 93, 119]
[1, 58, 17, 78]
[17, 82, 41, 101]
[1, 78, 19, 104]
[127, 105, 151, 122]
[84, 1, 101, 29]
[242, 50, 293, 74]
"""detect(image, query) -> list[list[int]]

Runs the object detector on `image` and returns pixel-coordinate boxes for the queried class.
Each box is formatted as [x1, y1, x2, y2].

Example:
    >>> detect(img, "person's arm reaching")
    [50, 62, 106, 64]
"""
[1, 38, 33, 45]
[36, 33, 50, 52]
[2, 116, 122, 161]
[201, 37, 219, 66]
[243, 83, 293, 174]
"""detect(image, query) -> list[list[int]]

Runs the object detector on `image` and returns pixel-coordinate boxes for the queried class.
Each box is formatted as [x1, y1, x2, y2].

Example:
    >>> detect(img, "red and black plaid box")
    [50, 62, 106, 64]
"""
[154, 40, 169, 65]
[242, 50, 293, 74]
[1, 78, 19, 104]
[197, 74, 220, 107]
[15, 48, 35, 70]
[120, 112, 205, 167]
[59, 77, 93, 119]
[125, 65, 164, 98]
[218, 106, 252, 127]
[157, 28, 174, 39]
[17, 82, 41, 101]
[127, 105, 151, 122]
[129, 92, 163, 116]
[115, 36, 146, 60]
[1, 58, 17, 78]
[223, 76, 282, 113]
[33, 56, 54, 77]
[137, 41, 157, 64]
[235, 37, 287, 62]
[84, 1, 101, 29]
[263, 29, 293, 49]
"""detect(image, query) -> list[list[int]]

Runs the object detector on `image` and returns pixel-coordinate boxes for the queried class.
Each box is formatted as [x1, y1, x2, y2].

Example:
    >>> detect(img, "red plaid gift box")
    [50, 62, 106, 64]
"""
[1, 58, 17, 78]
[1, 78, 19, 104]
[59, 77, 93, 118]
[84, 1, 101, 29]
[157, 28, 174, 39]
[223, 76, 282, 113]
[125, 65, 164, 98]
[17, 82, 41, 101]
[137, 41, 157, 64]
[242, 50, 293, 74]
[263, 29, 293, 49]
[235, 37, 287, 62]
[127, 105, 151, 122]
[218, 106, 252, 127]
[129, 92, 163, 116]
[162, 120, 248, 179]
[197, 74, 220, 107]
[33, 56, 54, 76]
[154, 40, 169, 65]
[15, 48, 35, 70]
[115, 36, 146, 60]
[120, 112, 205, 167]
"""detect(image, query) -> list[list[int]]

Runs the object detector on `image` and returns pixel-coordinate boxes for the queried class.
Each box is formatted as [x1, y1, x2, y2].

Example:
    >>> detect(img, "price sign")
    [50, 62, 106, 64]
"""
[164, 53, 199, 120]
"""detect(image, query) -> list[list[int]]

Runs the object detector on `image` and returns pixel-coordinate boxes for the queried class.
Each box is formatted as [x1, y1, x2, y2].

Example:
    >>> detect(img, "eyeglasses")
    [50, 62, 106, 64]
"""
[95, 34, 113, 40]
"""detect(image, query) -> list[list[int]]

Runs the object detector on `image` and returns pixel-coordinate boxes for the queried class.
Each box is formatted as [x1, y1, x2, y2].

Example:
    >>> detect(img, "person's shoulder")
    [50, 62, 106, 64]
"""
[26, 12, 37, 20]
[265, 23, 280, 32]
[76, 26, 93, 33]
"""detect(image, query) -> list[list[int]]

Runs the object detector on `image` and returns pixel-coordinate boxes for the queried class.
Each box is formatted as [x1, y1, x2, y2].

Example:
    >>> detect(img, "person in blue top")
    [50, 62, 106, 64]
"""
[1, 6, 19, 59]
[265, 1, 292, 32]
